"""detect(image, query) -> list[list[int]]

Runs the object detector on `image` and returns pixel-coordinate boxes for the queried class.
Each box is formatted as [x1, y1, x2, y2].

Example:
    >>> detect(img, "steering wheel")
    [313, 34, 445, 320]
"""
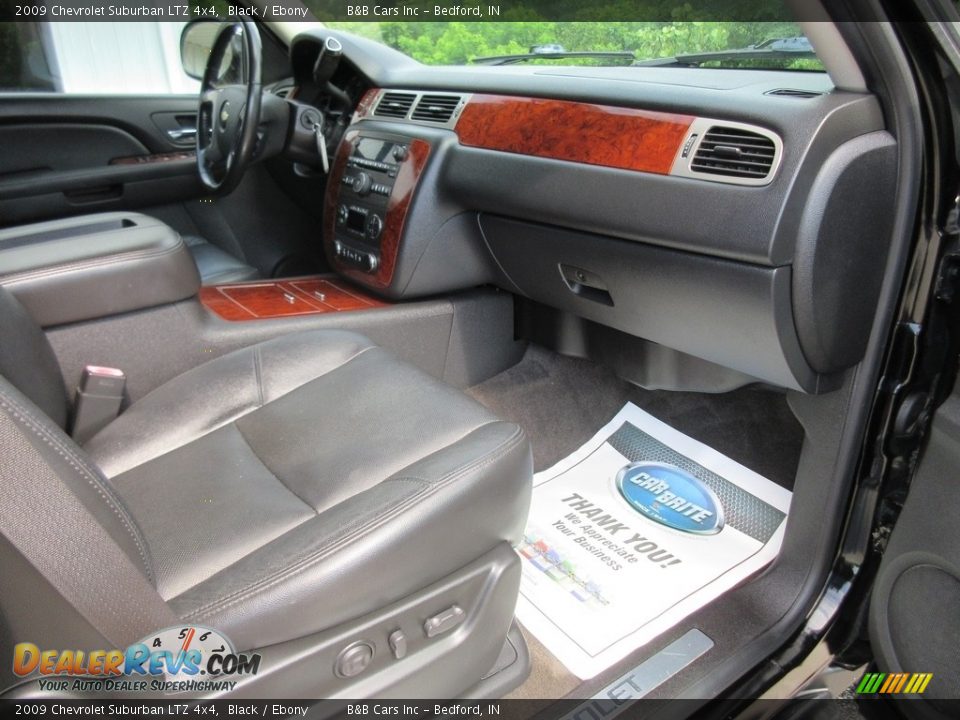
[196, 20, 262, 194]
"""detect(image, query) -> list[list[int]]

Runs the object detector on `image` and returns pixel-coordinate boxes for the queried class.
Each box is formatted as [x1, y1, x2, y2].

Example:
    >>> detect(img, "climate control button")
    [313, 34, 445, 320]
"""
[366, 214, 383, 241]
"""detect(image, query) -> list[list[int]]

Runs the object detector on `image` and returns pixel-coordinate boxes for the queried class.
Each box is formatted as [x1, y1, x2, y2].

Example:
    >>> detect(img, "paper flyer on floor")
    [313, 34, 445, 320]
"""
[514, 402, 792, 679]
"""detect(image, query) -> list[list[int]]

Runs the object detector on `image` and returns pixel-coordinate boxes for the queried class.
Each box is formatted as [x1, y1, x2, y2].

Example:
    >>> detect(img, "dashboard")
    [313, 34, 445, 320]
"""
[290, 29, 898, 396]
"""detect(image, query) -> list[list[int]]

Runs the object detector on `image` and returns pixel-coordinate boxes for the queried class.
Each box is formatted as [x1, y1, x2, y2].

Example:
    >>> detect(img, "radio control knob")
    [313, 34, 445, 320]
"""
[352, 172, 372, 196]
[336, 205, 349, 226]
[366, 214, 383, 240]
[392, 145, 408, 162]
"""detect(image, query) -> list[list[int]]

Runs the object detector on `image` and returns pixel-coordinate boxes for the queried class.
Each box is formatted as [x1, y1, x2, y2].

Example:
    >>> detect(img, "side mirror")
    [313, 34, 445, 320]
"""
[180, 21, 223, 80]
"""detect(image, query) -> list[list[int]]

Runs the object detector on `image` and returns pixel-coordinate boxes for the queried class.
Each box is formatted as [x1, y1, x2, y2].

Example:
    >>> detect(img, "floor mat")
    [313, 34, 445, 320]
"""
[514, 402, 791, 679]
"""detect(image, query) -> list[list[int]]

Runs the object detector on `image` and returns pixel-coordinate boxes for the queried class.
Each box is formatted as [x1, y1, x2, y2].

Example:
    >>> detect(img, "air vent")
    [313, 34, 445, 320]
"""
[691, 126, 777, 180]
[765, 88, 823, 99]
[374, 92, 416, 119]
[411, 94, 462, 123]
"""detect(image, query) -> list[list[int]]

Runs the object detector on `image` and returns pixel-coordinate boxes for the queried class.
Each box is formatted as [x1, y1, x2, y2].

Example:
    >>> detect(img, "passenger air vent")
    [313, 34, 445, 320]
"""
[765, 88, 823, 99]
[691, 126, 778, 181]
[374, 92, 417, 119]
[411, 94, 462, 123]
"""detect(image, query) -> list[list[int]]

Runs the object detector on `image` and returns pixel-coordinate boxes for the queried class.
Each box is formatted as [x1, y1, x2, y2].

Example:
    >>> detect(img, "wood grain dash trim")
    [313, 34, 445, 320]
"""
[455, 94, 694, 175]
[352, 87, 380, 123]
[323, 135, 431, 289]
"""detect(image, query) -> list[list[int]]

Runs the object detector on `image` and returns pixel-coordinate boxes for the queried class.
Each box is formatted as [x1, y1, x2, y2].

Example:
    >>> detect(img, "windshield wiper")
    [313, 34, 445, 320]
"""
[636, 48, 817, 67]
[471, 51, 636, 66]
[636, 38, 816, 68]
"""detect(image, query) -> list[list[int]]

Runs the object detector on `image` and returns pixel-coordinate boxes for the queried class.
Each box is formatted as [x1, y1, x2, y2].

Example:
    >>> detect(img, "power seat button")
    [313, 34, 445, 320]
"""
[423, 605, 465, 638]
[335, 641, 375, 678]
[388, 629, 407, 659]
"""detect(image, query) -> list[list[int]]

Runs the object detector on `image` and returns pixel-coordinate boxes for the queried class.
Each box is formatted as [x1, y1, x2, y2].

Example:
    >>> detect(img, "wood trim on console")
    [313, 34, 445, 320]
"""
[352, 87, 380, 123]
[200, 276, 388, 321]
[455, 94, 694, 175]
[324, 133, 432, 289]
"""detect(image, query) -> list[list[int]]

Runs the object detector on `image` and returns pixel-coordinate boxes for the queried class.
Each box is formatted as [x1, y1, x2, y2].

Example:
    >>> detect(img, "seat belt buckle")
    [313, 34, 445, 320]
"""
[71, 366, 126, 444]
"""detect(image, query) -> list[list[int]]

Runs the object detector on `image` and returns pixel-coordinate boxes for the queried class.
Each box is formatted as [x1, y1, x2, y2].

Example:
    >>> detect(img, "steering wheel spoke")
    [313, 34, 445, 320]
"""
[196, 21, 262, 194]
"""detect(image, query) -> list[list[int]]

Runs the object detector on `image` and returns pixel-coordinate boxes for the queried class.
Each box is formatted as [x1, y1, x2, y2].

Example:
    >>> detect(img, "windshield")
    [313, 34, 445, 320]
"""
[319, 21, 824, 71]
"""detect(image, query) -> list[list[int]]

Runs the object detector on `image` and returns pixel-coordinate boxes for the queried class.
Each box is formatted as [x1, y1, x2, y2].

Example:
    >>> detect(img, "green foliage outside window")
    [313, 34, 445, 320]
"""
[308, 0, 823, 68]
[325, 21, 822, 69]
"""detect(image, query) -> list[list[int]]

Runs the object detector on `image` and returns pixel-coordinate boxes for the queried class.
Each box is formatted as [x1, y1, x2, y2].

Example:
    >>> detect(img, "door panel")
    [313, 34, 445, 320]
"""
[0, 23, 326, 280]
[0, 95, 206, 227]
[869, 382, 960, 717]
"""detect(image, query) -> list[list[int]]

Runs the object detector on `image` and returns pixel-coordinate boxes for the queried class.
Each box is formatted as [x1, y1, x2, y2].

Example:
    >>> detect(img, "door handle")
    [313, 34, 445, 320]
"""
[167, 128, 197, 141]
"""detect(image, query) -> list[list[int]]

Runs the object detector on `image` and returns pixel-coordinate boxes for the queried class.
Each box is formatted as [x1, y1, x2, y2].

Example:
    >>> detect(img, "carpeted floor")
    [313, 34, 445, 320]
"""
[466, 345, 807, 698]
[467, 345, 804, 489]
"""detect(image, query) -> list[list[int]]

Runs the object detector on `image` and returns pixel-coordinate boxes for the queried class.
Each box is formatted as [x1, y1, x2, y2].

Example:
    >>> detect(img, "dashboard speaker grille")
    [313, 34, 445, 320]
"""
[411, 94, 462, 123]
[374, 92, 417, 119]
[691, 126, 777, 180]
[765, 88, 823, 99]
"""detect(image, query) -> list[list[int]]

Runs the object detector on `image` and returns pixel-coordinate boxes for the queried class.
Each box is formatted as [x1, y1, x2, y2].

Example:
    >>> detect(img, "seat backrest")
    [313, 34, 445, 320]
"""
[0, 376, 177, 693]
[0, 286, 68, 428]
[0, 290, 175, 692]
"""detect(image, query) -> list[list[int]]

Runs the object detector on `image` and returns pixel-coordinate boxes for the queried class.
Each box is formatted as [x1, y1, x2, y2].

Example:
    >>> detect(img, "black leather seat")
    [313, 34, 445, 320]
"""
[183, 234, 260, 285]
[0, 287, 532, 697]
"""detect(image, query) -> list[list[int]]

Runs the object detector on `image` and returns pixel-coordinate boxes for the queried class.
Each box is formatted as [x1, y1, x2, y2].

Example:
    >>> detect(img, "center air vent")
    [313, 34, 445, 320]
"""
[411, 94, 462, 123]
[374, 92, 416, 119]
[690, 126, 778, 181]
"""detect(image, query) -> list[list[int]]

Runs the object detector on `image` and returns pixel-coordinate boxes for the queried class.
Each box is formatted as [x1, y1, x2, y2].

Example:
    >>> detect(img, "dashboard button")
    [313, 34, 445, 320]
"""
[366, 214, 383, 241]
[352, 172, 372, 196]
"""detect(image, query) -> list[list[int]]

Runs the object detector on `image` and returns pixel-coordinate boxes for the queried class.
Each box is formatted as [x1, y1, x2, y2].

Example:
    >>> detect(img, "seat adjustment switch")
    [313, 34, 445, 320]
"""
[388, 629, 407, 659]
[423, 605, 465, 638]
[335, 641, 375, 678]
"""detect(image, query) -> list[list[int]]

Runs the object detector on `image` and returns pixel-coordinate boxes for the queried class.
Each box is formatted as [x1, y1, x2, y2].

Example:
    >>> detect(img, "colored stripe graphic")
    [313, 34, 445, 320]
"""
[893, 673, 909, 693]
[856, 672, 932, 694]
[855, 673, 875, 693]
[879, 674, 896, 693]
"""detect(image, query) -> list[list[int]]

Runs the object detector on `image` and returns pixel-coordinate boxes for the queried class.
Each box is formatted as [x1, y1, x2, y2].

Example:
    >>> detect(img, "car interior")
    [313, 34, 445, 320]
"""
[0, 6, 944, 710]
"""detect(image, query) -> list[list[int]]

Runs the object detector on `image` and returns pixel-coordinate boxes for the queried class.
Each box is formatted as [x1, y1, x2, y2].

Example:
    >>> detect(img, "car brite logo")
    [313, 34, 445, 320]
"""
[615, 462, 725, 535]
[12, 626, 261, 694]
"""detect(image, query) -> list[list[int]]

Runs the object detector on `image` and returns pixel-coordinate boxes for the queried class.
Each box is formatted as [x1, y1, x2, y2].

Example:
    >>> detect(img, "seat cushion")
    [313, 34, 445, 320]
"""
[183, 235, 260, 285]
[84, 330, 532, 651]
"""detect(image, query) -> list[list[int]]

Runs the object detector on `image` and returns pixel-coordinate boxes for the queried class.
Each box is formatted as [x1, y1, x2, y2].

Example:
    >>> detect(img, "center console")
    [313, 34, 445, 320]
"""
[0, 212, 199, 327]
[324, 130, 431, 290]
